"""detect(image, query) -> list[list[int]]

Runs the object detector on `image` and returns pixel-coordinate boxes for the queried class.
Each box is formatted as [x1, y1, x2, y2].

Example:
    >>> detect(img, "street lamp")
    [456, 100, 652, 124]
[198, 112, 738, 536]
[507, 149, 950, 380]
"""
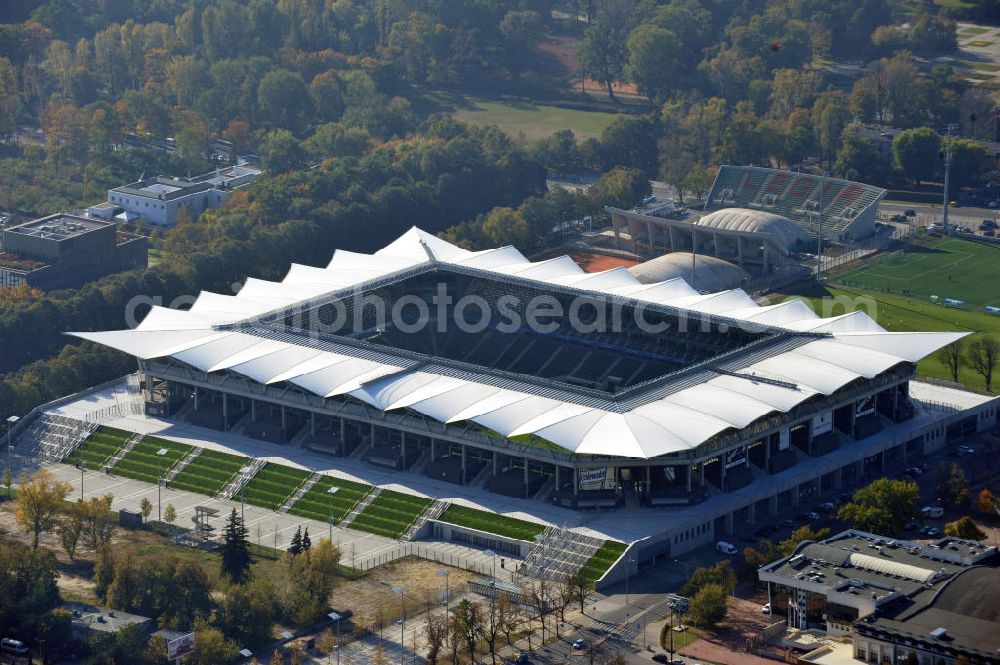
[437, 568, 450, 647]
[6, 415, 19, 490]
[392, 586, 405, 665]
[75, 463, 84, 501]
[625, 554, 637, 605]
[327, 486, 339, 543]
[158, 474, 164, 522]
[327, 611, 342, 665]
[483, 548, 497, 581]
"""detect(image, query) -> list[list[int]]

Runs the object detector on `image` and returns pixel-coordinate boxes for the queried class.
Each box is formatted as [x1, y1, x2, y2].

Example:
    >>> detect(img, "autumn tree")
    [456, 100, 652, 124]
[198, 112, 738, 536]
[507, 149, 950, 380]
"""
[139, 497, 153, 522]
[58, 500, 86, 559]
[838, 478, 920, 536]
[937, 463, 970, 509]
[14, 469, 72, 548]
[977, 488, 996, 515]
[163, 503, 177, 524]
[687, 583, 727, 628]
[779, 526, 832, 557]
[944, 516, 985, 540]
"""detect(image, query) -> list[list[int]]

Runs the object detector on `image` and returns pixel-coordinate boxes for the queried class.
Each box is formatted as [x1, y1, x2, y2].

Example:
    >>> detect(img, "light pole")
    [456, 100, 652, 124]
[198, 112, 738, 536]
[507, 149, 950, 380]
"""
[437, 568, 450, 620]
[75, 463, 84, 501]
[327, 486, 339, 543]
[158, 474, 164, 522]
[625, 554, 636, 605]
[483, 548, 497, 581]
[238, 465, 253, 523]
[327, 611, 342, 665]
[392, 586, 405, 665]
[6, 415, 18, 488]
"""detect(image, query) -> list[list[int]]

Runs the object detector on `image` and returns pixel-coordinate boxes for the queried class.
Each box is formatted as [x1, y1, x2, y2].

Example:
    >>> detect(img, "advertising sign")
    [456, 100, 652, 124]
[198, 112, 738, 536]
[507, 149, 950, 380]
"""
[578, 467, 609, 490]
[724, 446, 747, 469]
[167, 633, 195, 660]
[855, 395, 875, 417]
[812, 412, 833, 436]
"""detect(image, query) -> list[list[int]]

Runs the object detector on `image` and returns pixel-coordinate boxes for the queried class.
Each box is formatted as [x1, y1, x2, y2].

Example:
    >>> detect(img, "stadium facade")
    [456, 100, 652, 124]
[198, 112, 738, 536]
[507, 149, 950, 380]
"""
[68, 228, 998, 562]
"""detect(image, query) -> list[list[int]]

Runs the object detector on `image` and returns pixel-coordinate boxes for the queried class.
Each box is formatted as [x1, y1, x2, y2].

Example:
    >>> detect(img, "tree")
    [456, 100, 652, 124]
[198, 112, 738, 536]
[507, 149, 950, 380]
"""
[221, 508, 251, 584]
[937, 463, 970, 509]
[218, 578, 278, 648]
[687, 583, 727, 628]
[194, 622, 238, 665]
[580, 20, 628, 101]
[261, 129, 306, 174]
[302, 527, 311, 551]
[892, 128, 941, 185]
[977, 488, 996, 514]
[779, 526, 832, 557]
[81, 495, 115, 550]
[742, 547, 768, 588]
[14, 469, 72, 549]
[681, 561, 736, 598]
[453, 599, 482, 662]
[139, 497, 153, 522]
[310, 70, 344, 122]
[568, 570, 592, 613]
[626, 25, 679, 104]
[424, 611, 447, 665]
[163, 503, 177, 524]
[950, 140, 991, 190]
[838, 478, 920, 536]
[966, 335, 999, 392]
[835, 129, 890, 184]
[944, 516, 985, 540]
[318, 628, 335, 656]
[290, 525, 303, 555]
[588, 166, 651, 209]
[258, 69, 312, 134]
[58, 500, 86, 559]
[938, 341, 965, 383]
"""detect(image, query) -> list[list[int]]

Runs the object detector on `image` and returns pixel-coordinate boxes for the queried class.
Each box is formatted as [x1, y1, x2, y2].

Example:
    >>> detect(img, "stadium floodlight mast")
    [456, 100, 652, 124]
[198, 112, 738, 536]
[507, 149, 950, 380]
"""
[942, 124, 955, 236]
[6, 415, 18, 490]
[327, 611, 342, 665]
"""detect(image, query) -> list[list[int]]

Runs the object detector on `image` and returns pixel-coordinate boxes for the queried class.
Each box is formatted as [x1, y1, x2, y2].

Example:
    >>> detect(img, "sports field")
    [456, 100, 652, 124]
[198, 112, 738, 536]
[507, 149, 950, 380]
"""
[776, 284, 1000, 393]
[837, 238, 1000, 308]
[443, 95, 619, 140]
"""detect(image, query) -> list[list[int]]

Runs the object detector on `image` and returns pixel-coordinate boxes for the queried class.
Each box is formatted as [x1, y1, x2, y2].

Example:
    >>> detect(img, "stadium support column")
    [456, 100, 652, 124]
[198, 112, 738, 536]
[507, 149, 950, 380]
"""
[555, 465, 560, 491]
[400, 432, 406, 462]
[280, 405, 286, 431]
[686, 465, 692, 492]
[310, 412, 315, 436]
[523, 458, 529, 495]
[193, 386, 199, 410]
[461, 445, 467, 484]
[768, 494, 778, 515]
[430, 438, 436, 462]
[736, 236, 744, 268]
[492, 451, 498, 476]
[222, 392, 229, 428]
[667, 224, 676, 251]
[251, 399, 256, 423]
[339, 419, 346, 451]
[573, 466, 579, 496]
[713, 232, 720, 257]
[645, 465, 651, 494]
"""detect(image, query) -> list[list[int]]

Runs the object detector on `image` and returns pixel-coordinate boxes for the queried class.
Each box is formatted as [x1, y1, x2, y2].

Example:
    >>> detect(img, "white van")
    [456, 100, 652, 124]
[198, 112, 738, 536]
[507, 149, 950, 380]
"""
[716, 541, 738, 555]
[921, 506, 944, 519]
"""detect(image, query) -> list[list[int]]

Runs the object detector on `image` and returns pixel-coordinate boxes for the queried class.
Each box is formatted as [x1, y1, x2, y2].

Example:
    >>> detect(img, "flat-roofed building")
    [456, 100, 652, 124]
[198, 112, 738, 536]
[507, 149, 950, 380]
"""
[758, 529, 997, 639]
[0, 213, 147, 290]
[107, 165, 262, 226]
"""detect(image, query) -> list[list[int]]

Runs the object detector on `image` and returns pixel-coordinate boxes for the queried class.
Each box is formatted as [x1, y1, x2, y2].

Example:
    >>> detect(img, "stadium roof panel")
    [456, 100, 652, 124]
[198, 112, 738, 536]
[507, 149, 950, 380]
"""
[69, 227, 965, 459]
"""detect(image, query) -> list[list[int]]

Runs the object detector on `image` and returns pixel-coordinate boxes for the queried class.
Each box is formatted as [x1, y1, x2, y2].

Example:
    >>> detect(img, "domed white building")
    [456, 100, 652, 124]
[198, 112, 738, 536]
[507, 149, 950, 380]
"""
[696, 208, 809, 256]
[627, 252, 750, 292]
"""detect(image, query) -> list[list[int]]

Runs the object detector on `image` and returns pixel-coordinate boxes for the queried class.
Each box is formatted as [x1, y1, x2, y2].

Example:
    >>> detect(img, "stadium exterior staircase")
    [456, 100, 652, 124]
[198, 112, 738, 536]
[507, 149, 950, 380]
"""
[533, 475, 555, 502]
[520, 525, 605, 582]
[469, 464, 494, 489]
[26, 415, 98, 464]
[339, 486, 382, 529]
[279, 471, 323, 514]
[220, 457, 265, 500]
[403, 499, 448, 541]
[104, 433, 144, 471]
[164, 447, 203, 483]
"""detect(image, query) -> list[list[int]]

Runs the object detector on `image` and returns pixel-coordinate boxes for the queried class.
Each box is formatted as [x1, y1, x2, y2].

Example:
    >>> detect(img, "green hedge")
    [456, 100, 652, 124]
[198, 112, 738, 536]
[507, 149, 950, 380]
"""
[439, 504, 545, 541]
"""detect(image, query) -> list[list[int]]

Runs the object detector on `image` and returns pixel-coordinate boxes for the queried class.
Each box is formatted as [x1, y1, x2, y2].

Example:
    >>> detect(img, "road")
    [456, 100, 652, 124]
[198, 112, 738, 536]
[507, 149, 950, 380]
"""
[879, 200, 999, 231]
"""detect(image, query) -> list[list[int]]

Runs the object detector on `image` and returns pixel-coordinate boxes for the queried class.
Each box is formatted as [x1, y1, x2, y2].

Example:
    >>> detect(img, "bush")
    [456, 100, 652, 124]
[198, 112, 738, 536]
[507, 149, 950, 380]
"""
[687, 583, 727, 628]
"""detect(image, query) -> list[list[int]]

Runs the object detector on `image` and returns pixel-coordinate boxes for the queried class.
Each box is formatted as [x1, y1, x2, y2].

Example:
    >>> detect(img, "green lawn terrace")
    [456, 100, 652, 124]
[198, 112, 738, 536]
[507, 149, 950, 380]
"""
[577, 540, 628, 585]
[287, 475, 372, 524]
[168, 448, 249, 496]
[438, 504, 546, 542]
[238, 463, 311, 511]
[113, 436, 193, 484]
[63, 426, 132, 470]
[350, 490, 432, 539]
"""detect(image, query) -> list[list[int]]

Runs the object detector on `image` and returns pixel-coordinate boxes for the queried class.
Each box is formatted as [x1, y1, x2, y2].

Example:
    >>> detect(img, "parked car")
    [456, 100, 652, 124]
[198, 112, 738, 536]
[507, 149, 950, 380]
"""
[1, 638, 28, 655]
[819, 502, 836, 513]
[515, 654, 532, 665]
[716, 541, 738, 555]
[762, 602, 772, 614]
[921, 506, 944, 519]
[573, 639, 588, 650]
[904, 209, 917, 217]
[652, 654, 672, 664]
[905, 467, 923, 476]
[958, 445, 975, 454]
[982, 219, 997, 229]
[806, 511, 821, 521]
[985, 230, 996, 237]
[925, 527, 940, 537]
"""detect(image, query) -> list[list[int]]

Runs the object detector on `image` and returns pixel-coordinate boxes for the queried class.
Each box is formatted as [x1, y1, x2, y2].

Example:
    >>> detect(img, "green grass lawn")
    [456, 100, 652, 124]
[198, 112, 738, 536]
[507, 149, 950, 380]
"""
[168, 448, 249, 496]
[438, 504, 546, 542]
[112, 436, 193, 484]
[64, 426, 132, 469]
[288, 475, 373, 524]
[958, 26, 991, 36]
[958, 60, 1000, 71]
[776, 282, 1000, 393]
[577, 540, 628, 585]
[350, 490, 432, 539]
[837, 238, 1000, 308]
[440, 94, 620, 140]
[239, 463, 311, 511]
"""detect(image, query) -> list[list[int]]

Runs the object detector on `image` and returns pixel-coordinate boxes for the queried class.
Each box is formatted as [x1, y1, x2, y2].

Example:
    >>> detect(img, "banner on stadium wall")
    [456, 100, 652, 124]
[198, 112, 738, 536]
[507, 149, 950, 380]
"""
[725, 446, 747, 469]
[579, 467, 611, 490]
[779, 428, 790, 451]
[812, 412, 833, 436]
[856, 395, 875, 417]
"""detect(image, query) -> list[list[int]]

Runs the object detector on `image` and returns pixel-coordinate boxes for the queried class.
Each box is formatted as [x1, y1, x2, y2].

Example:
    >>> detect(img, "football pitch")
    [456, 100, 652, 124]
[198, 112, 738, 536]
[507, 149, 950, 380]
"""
[837, 237, 1000, 308]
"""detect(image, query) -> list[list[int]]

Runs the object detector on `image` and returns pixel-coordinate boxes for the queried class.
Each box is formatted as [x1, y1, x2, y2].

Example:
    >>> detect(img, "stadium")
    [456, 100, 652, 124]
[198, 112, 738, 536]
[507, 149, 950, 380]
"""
[10, 228, 998, 588]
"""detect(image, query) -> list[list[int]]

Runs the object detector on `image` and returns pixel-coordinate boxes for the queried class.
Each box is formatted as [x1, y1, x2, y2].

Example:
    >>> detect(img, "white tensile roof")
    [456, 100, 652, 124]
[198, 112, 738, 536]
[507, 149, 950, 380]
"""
[71, 227, 966, 459]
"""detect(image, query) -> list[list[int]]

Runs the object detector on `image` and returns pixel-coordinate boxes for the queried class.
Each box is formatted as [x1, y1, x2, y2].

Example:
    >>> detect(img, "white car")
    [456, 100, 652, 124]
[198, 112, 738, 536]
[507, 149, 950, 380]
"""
[762, 602, 771, 614]
[716, 541, 738, 555]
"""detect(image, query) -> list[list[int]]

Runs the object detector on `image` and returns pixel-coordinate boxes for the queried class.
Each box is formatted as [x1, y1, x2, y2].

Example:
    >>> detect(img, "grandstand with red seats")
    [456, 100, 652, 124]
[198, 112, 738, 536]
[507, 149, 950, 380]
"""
[706, 166, 886, 241]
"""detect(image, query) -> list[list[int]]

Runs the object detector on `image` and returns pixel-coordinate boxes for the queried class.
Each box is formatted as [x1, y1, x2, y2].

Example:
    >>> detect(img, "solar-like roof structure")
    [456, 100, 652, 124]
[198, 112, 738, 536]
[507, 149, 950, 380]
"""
[71, 228, 964, 459]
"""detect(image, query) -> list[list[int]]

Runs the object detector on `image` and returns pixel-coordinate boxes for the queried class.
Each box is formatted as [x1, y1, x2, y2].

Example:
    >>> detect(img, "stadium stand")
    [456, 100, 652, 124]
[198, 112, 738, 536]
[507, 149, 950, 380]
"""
[706, 166, 885, 240]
